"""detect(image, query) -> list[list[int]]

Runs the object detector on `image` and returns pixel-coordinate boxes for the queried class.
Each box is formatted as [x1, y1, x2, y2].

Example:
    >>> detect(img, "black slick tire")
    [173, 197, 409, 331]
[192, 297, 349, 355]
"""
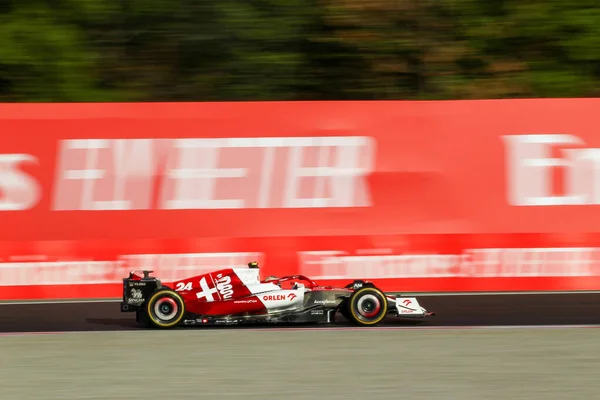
[145, 289, 186, 329]
[347, 287, 388, 326]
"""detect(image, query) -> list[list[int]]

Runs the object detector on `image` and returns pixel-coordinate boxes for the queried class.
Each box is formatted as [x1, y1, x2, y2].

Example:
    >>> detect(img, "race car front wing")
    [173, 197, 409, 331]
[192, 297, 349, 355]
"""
[390, 296, 435, 318]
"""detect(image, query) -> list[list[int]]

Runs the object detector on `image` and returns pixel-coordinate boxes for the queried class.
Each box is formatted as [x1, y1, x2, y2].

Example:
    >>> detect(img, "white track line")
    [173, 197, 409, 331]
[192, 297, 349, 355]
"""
[2, 324, 600, 337]
[230, 324, 600, 332]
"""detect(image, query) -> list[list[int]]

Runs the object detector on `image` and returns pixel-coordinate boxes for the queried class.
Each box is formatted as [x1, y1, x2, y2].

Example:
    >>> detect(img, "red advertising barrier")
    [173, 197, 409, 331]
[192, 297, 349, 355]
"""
[1, 99, 600, 300]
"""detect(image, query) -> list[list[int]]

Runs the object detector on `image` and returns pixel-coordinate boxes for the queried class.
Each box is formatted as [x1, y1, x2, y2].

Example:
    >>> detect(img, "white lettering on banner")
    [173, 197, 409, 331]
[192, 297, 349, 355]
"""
[300, 248, 600, 279]
[0, 154, 41, 210]
[3, 247, 600, 287]
[52, 139, 161, 211]
[502, 134, 600, 206]
[52, 136, 375, 210]
[0, 261, 122, 286]
[0, 252, 263, 286]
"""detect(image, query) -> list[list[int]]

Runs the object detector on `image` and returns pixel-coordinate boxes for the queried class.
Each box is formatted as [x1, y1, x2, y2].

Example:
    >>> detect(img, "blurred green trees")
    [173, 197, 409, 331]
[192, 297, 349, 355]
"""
[2, 0, 600, 102]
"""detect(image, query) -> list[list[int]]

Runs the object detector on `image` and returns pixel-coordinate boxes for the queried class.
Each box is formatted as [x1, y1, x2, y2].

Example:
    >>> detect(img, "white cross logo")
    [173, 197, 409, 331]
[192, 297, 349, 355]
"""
[196, 277, 219, 301]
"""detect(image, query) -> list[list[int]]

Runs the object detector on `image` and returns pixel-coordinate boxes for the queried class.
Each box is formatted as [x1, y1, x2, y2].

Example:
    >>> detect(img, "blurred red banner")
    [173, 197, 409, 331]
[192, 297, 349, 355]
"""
[1, 99, 600, 300]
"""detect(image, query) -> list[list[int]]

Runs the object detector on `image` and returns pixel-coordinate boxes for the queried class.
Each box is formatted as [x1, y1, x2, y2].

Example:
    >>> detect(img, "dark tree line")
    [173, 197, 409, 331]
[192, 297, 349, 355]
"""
[2, 0, 600, 102]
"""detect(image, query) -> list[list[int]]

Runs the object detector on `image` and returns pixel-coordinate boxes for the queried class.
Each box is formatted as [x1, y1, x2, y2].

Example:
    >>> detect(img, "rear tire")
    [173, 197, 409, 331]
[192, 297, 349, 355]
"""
[145, 289, 186, 329]
[347, 287, 388, 326]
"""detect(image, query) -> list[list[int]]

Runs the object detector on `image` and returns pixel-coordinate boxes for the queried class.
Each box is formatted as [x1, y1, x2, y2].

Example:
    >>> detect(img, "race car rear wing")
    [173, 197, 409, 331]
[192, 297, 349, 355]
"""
[127, 270, 155, 279]
[121, 270, 163, 312]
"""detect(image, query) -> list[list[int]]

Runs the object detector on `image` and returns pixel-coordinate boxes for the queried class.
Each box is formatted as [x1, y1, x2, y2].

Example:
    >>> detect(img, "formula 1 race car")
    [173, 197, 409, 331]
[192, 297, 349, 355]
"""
[120, 262, 434, 328]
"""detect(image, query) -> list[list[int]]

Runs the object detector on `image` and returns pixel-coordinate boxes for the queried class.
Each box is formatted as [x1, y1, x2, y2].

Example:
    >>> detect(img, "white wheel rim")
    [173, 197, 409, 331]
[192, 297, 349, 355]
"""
[356, 294, 382, 318]
[154, 297, 178, 320]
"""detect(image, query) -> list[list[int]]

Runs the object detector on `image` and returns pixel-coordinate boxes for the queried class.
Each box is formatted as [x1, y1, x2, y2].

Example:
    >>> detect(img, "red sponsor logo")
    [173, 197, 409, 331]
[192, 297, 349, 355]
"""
[288, 293, 297, 301]
[402, 299, 412, 306]
[263, 294, 287, 301]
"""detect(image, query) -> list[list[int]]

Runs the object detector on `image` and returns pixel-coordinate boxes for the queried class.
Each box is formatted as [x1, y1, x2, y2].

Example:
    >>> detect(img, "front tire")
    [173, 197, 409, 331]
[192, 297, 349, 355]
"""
[145, 289, 186, 329]
[347, 287, 388, 326]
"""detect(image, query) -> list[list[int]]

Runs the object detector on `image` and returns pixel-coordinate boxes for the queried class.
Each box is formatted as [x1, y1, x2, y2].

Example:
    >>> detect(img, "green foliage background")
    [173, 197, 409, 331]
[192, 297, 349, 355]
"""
[2, 0, 600, 102]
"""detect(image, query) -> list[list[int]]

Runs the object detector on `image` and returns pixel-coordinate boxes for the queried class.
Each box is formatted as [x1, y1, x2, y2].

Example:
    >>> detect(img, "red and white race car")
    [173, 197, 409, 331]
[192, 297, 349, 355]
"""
[120, 262, 434, 328]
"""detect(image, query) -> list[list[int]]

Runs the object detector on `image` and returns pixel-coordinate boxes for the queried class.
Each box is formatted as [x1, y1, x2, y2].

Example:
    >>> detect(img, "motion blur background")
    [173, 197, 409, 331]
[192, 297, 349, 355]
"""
[2, 0, 599, 102]
[3, 2, 600, 400]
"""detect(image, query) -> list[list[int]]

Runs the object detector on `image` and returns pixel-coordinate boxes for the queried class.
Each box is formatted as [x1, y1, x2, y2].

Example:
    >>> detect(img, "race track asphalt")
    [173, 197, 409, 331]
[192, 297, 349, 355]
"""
[2, 292, 600, 332]
[3, 326, 600, 399]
